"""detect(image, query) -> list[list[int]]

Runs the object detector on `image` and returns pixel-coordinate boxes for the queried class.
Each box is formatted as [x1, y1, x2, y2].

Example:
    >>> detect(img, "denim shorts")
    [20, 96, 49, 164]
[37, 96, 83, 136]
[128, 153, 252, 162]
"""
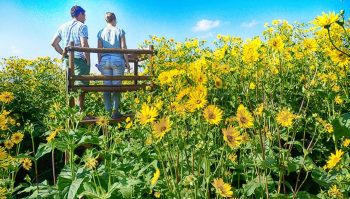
[99, 55, 124, 71]
[99, 55, 125, 86]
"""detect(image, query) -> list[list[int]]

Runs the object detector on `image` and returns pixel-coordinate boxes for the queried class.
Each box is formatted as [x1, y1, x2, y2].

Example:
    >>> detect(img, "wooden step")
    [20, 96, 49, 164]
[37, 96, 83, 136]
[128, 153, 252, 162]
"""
[80, 113, 135, 124]
[69, 84, 151, 92]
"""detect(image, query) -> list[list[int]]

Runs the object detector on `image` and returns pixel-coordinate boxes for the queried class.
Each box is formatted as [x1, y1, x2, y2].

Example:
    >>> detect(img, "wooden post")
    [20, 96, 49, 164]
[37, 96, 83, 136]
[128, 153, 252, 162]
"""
[134, 59, 138, 85]
[149, 45, 154, 87]
[68, 41, 75, 107]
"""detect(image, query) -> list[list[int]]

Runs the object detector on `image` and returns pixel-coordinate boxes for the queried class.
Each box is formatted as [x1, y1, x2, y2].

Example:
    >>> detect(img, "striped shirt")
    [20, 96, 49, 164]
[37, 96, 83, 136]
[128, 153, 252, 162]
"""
[54, 19, 88, 59]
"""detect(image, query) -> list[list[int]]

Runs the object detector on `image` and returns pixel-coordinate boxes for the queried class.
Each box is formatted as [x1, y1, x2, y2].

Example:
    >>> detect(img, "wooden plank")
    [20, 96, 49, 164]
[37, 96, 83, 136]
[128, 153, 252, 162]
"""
[68, 41, 75, 107]
[71, 75, 152, 81]
[69, 84, 150, 92]
[134, 61, 138, 85]
[68, 46, 153, 54]
[80, 113, 135, 124]
[149, 45, 155, 87]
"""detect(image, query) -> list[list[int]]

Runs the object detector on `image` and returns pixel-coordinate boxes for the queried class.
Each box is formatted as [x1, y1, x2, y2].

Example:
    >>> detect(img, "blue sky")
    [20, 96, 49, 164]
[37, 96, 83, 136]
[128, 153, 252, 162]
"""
[0, 0, 348, 72]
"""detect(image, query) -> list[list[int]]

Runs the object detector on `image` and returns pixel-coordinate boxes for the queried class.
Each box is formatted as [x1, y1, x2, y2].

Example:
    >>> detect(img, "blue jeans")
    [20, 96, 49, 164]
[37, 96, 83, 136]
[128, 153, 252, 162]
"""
[100, 55, 125, 113]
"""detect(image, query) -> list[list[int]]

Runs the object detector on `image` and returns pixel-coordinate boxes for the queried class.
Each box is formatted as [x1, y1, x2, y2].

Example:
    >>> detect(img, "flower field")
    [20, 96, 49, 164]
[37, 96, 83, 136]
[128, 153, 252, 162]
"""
[0, 12, 350, 198]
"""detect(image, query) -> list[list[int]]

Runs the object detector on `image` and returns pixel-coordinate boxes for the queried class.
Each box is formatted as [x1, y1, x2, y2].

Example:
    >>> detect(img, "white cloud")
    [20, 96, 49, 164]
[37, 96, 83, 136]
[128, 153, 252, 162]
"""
[10, 45, 21, 54]
[241, 20, 258, 28]
[193, 19, 220, 32]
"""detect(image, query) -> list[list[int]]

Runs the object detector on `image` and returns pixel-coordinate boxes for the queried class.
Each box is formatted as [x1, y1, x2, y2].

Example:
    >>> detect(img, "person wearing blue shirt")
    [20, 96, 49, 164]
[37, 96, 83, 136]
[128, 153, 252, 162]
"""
[97, 12, 130, 118]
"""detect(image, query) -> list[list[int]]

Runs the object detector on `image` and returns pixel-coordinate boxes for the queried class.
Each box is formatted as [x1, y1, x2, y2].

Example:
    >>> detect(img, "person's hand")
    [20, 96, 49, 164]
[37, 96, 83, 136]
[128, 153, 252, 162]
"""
[61, 47, 68, 59]
[126, 62, 131, 73]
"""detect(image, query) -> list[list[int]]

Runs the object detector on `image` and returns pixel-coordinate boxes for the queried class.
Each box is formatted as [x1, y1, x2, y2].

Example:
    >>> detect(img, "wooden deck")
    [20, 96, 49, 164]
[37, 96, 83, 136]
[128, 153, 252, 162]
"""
[80, 113, 135, 124]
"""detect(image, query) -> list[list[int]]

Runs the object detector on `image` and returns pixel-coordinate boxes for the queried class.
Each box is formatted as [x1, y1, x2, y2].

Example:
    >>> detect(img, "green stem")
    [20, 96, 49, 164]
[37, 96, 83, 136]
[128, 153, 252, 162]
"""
[327, 28, 350, 57]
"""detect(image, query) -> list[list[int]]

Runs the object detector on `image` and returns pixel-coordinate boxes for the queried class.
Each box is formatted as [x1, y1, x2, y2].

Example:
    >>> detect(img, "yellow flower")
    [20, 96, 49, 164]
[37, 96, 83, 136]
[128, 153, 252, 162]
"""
[138, 103, 158, 125]
[249, 82, 256, 90]
[302, 38, 317, 52]
[169, 101, 179, 112]
[254, 103, 264, 116]
[183, 175, 196, 186]
[176, 88, 190, 101]
[222, 126, 242, 149]
[22, 158, 32, 170]
[46, 127, 62, 143]
[145, 136, 153, 145]
[324, 123, 334, 133]
[11, 132, 24, 144]
[335, 95, 343, 105]
[154, 100, 163, 110]
[212, 178, 233, 198]
[236, 104, 254, 129]
[268, 36, 284, 51]
[96, 116, 109, 127]
[134, 98, 140, 104]
[51, 102, 61, 112]
[85, 157, 98, 169]
[158, 71, 173, 85]
[219, 64, 231, 74]
[314, 12, 339, 28]
[194, 72, 207, 85]
[152, 117, 172, 140]
[325, 149, 344, 170]
[228, 153, 237, 163]
[214, 77, 223, 88]
[4, 140, 14, 150]
[154, 192, 160, 198]
[0, 91, 14, 104]
[0, 147, 8, 160]
[242, 38, 261, 64]
[125, 117, 131, 123]
[328, 185, 343, 198]
[126, 122, 133, 129]
[276, 108, 296, 128]
[343, 139, 350, 147]
[150, 168, 160, 186]
[203, 105, 223, 125]
[332, 85, 340, 92]
[46, 131, 57, 143]
[0, 187, 7, 199]
[187, 90, 207, 112]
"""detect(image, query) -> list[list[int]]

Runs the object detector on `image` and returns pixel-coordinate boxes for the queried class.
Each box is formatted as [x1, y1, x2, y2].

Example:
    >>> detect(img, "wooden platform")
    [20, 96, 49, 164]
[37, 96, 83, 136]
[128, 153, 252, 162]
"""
[80, 113, 134, 124]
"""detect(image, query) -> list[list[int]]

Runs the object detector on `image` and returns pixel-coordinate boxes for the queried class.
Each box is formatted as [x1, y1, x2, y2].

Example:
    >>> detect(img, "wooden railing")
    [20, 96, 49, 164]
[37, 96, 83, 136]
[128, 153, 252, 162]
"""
[66, 41, 154, 93]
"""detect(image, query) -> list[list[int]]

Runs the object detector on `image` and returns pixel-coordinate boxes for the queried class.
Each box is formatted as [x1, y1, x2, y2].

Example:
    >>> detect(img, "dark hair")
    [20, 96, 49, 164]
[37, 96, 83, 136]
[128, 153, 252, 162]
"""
[71, 5, 85, 17]
[105, 12, 116, 23]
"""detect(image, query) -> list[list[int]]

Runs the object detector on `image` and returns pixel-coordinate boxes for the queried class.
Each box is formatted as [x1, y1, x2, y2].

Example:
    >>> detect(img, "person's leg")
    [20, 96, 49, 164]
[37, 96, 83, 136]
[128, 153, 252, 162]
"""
[63, 58, 76, 107]
[78, 92, 85, 112]
[102, 67, 113, 113]
[74, 58, 90, 112]
[111, 59, 125, 118]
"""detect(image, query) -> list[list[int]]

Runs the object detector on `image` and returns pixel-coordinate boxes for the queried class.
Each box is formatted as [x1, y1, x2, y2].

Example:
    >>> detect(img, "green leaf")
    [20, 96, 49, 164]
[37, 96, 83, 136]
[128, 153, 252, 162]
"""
[311, 167, 336, 187]
[291, 191, 319, 199]
[137, 160, 158, 177]
[35, 143, 52, 160]
[105, 182, 120, 198]
[332, 112, 350, 141]
[68, 178, 84, 199]
[77, 135, 99, 146]
[243, 180, 261, 196]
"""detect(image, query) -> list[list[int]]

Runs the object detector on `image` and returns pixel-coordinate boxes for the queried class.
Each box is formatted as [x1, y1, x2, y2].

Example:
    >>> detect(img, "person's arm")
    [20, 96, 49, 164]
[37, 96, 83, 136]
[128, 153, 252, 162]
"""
[51, 36, 63, 55]
[120, 34, 130, 72]
[81, 37, 90, 66]
[79, 25, 90, 66]
[97, 39, 103, 63]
